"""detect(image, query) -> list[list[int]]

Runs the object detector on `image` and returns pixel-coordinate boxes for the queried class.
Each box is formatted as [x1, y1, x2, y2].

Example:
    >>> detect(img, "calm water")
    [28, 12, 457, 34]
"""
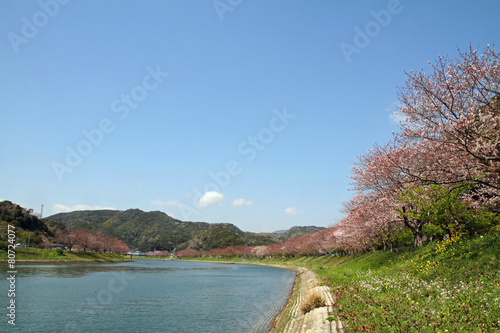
[1, 260, 295, 333]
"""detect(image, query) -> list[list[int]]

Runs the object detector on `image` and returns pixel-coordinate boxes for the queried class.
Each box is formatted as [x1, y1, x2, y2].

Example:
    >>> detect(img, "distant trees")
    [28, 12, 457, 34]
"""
[147, 250, 170, 257]
[201, 225, 245, 250]
[0, 201, 128, 254]
[177, 248, 200, 258]
[55, 228, 129, 254]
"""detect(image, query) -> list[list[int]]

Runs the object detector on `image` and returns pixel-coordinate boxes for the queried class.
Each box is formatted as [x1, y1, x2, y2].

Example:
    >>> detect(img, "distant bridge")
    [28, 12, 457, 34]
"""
[126, 251, 148, 257]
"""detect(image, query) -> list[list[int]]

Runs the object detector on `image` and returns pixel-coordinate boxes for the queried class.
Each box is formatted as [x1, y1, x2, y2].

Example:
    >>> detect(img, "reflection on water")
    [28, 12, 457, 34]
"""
[0, 260, 295, 333]
[16, 261, 231, 278]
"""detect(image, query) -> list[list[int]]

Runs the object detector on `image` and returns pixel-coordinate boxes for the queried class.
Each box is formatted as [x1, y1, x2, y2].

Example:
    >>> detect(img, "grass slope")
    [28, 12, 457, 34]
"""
[191, 234, 500, 332]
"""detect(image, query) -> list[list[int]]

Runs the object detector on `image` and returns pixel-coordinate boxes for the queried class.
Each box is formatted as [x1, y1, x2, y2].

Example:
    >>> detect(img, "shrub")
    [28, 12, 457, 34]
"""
[301, 291, 326, 314]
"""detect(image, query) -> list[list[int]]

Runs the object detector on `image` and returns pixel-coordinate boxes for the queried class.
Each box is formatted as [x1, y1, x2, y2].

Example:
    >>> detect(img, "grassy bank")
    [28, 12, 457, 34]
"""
[191, 234, 500, 332]
[0, 247, 132, 262]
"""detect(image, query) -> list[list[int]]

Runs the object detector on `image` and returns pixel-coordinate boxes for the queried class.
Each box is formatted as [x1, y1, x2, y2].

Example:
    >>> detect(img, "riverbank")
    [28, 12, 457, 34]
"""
[0, 247, 133, 263]
[267, 265, 340, 333]
[189, 234, 500, 331]
[186, 257, 343, 332]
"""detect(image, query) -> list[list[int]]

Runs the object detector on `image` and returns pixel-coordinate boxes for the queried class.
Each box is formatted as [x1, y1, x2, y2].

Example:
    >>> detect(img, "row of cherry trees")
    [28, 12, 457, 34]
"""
[177, 228, 338, 258]
[47, 228, 129, 254]
[178, 45, 499, 258]
[343, 45, 499, 250]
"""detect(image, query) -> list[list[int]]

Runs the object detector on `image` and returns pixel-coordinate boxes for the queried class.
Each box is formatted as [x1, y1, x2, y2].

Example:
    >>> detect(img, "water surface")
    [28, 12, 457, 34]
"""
[1, 260, 295, 333]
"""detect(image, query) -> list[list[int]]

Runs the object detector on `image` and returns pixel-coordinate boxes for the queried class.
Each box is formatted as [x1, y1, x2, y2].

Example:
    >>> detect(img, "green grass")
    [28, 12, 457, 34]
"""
[0, 248, 131, 262]
[190, 234, 500, 332]
[325, 235, 500, 332]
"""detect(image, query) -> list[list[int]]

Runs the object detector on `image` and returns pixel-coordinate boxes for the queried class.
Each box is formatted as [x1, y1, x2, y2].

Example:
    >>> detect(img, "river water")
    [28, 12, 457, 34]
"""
[1, 260, 295, 333]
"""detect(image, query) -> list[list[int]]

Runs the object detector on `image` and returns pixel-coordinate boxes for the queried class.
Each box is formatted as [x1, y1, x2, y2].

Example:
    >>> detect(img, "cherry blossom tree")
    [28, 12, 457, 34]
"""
[110, 238, 129, 254]
[177, 248, 200, 257]
[221, 245, 251, 258]
[147, 250, 170, 257]
[346, 45, 500, 248]
[88, 231, 105, 252]
[395, 45, 500, 194]
[54, 228, 78, 251]
[349, 142, 430, 247]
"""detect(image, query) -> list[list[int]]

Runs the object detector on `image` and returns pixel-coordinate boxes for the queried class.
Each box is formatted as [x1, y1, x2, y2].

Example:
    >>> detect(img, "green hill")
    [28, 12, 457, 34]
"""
[0, 200, 51, 249]
[0, 201, 49, 233]
[47, 209, 120, 230]
[45, 209, 277, 252]
[275, 225, 326, 241]
[257, 225, 326, 242]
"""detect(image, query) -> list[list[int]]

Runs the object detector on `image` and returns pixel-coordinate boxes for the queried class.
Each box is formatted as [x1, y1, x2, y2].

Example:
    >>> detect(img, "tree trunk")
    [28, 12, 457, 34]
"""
[402, 208, 424, 248]
[413, 222, 424, 248]
[414, 233, 423, 248]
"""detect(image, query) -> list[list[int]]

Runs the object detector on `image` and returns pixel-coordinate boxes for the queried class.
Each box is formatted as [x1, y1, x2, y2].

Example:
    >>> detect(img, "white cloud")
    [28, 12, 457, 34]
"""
[197, 191, 225, 208]
[385, 102, 408, 125]
[231, 198, 254, 207]
[52, 204, 116, 214]
[389, 111, 408, 125]
[151, 199, 184, 207]
[284, 207, 303, 215]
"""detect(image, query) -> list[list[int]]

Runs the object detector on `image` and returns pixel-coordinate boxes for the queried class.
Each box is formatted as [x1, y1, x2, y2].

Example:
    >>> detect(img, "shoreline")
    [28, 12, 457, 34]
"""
[181, 259, 342, 333]
[261, 264, 340, 333]
[2, 256, 341, 331]
[0, 258, 134, 264]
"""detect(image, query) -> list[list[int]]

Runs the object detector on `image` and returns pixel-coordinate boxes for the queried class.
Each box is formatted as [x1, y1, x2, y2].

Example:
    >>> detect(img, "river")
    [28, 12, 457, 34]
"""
[1, 260, 295, 333]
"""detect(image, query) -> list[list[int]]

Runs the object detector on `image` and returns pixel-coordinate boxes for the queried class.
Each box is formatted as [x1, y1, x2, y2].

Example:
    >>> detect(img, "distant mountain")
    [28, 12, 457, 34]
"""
[48, 209, 120, 230]
[45, 209, 276, 252]
[45, 209, 326, 252]
[259, 226, 326, 242]
[278, 226, 326, 240]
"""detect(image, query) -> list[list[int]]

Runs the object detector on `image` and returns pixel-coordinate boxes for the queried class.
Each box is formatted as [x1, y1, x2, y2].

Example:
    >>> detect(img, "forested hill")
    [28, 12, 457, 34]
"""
[0, 200, 49, 233]
[45, 209, 280, 252]
[47, 209, 121, 230]
[274, 226, 326, 241]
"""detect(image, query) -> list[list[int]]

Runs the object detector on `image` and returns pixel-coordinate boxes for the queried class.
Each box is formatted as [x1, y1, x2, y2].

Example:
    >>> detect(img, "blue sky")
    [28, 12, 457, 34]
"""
[1, 0, 499, 232]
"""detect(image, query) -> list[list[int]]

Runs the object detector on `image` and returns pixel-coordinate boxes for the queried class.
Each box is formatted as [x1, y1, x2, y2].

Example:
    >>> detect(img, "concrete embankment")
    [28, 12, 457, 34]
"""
[266, 265, 343, 333]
